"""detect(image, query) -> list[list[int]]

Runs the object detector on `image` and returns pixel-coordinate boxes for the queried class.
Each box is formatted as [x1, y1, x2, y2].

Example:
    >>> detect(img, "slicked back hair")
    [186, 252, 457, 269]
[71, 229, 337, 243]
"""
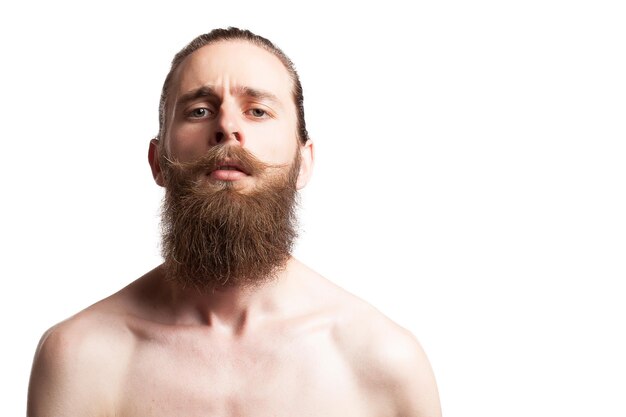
[157, 27, 309, 146]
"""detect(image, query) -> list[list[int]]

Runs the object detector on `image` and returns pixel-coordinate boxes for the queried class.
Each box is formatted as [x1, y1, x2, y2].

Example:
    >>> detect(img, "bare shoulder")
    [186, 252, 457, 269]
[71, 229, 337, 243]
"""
[27, 278, 141, 416]
[304, 267, 441, 417]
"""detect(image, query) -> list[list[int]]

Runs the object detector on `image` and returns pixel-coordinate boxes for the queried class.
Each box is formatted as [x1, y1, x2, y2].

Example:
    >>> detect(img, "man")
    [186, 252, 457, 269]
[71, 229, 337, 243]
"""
[28, 27, 441, 416]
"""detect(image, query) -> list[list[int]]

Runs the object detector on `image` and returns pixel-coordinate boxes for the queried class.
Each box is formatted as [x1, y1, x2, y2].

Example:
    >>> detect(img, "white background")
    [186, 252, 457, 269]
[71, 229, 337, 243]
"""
[1, 1, 625, 416]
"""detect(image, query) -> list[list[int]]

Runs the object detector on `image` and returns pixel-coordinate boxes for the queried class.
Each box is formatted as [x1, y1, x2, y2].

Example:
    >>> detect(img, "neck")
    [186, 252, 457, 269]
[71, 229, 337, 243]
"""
[163, 257, 299, 334]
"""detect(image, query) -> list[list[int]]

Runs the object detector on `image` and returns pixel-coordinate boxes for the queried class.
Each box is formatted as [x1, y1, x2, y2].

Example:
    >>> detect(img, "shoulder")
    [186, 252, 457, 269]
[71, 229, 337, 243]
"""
[330, 292, 442, 416]
[27, 295, 135, 416]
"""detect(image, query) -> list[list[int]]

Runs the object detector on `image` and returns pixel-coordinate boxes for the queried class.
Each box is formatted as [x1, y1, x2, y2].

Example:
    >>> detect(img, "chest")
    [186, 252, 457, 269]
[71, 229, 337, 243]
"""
[116, 328, 374, 417]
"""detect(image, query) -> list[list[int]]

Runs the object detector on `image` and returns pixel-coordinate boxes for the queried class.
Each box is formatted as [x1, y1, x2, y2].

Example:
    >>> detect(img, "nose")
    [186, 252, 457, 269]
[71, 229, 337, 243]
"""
[212, 106, 245, 146]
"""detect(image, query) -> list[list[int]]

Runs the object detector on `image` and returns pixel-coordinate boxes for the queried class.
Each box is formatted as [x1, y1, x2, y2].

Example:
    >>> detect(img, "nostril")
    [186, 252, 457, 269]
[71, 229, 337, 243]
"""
[215, 132, 224, 143]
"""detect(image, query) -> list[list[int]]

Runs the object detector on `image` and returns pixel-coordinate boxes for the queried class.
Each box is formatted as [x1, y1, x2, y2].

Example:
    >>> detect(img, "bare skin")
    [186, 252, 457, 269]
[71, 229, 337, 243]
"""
[28, 35, 441, 416]
[28, 258, 441, 416]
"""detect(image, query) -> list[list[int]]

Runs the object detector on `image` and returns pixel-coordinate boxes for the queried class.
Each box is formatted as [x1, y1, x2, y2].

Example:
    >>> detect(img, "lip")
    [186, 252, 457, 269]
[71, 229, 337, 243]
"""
[208, 159, 249, 181]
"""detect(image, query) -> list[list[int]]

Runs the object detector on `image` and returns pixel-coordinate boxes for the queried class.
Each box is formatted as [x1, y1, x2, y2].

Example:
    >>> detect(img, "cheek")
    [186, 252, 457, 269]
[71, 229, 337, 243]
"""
[166, 124, 212, 161]
[247, 122, 298, 164]
[249, 139, 298, 166]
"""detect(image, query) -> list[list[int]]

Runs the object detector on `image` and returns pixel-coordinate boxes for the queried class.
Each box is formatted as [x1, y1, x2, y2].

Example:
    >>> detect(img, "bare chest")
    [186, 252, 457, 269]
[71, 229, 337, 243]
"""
[115, 327, 379, 417]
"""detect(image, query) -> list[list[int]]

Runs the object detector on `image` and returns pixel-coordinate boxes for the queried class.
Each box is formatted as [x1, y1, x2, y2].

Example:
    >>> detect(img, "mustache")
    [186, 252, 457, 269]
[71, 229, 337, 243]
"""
[161, 145, 283, 179]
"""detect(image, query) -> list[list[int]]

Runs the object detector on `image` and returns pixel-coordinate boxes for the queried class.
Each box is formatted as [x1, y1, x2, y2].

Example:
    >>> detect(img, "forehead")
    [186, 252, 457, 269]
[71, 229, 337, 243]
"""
[172, 40, 294, 102]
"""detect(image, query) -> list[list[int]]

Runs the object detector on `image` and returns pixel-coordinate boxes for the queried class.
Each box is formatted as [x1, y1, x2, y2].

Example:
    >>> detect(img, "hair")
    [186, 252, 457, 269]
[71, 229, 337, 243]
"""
[157, 27, 309, 145]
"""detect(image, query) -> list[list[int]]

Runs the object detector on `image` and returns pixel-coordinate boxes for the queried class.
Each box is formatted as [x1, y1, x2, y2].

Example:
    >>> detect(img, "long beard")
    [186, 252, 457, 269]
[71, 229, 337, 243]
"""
[159, 145, 300, 291]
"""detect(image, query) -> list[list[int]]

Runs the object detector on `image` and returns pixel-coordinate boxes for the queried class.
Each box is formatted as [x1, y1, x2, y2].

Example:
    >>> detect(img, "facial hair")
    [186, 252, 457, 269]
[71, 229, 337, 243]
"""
[159, 145, 300, 291]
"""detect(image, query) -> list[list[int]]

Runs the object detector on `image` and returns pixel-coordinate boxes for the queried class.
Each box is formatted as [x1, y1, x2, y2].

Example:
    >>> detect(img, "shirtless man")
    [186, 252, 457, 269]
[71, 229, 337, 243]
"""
[27, 27, 442, 416]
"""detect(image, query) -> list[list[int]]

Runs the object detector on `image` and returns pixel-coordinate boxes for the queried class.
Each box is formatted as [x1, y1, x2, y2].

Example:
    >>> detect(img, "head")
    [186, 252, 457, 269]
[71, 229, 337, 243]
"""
[157, 27, 309, 147]
[148, 28, 314, 291]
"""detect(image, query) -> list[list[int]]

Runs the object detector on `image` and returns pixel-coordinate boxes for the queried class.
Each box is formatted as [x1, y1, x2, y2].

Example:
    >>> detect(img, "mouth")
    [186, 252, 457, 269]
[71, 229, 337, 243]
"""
[208, 160, 250, 181]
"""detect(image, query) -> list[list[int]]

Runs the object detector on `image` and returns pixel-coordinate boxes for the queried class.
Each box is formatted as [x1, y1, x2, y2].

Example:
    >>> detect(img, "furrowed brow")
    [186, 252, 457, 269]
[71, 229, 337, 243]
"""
[233, 86, 283, 108]
[176, 86, 219, 107]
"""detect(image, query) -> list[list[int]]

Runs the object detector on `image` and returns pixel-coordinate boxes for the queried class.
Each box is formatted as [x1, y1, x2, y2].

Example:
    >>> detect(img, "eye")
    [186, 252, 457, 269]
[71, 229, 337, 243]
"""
[247, 108, 269, 118]
[188, 108, 212, 119]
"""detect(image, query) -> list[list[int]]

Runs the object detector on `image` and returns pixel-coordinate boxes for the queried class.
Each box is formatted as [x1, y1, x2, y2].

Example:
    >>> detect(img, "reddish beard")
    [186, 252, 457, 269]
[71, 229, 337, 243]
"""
[159, 145, 300, 291]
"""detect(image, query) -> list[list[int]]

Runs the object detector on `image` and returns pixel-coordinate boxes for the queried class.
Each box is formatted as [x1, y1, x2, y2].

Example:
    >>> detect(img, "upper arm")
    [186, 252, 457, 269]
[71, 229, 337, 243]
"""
[27, 321, 119, 417]
[342, 311, 442, 417]
[385, 332, 442, 417]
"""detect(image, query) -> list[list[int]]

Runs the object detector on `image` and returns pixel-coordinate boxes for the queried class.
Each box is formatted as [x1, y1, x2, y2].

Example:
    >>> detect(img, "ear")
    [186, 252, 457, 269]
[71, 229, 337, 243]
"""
[148, 138, 165, 187]
[296, 140, 314, 190]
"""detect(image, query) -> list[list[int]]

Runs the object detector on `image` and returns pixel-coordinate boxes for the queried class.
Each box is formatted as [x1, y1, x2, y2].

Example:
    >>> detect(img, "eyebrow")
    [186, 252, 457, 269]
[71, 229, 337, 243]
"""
[176, 86, 219, 107]
[233, 86, 283, 108]
[176, 85, 283, 109]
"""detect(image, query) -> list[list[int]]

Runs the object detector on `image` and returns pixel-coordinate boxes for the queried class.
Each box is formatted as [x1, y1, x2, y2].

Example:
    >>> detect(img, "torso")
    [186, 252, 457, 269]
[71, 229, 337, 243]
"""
[79, 261, 394, 417]
[116, 312, 374, 416]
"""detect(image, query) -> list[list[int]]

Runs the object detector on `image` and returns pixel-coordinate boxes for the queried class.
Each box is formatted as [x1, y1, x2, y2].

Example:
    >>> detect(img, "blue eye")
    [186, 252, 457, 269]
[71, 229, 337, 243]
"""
[189, 108, 211, 118]
[249, 108, 267, 118]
